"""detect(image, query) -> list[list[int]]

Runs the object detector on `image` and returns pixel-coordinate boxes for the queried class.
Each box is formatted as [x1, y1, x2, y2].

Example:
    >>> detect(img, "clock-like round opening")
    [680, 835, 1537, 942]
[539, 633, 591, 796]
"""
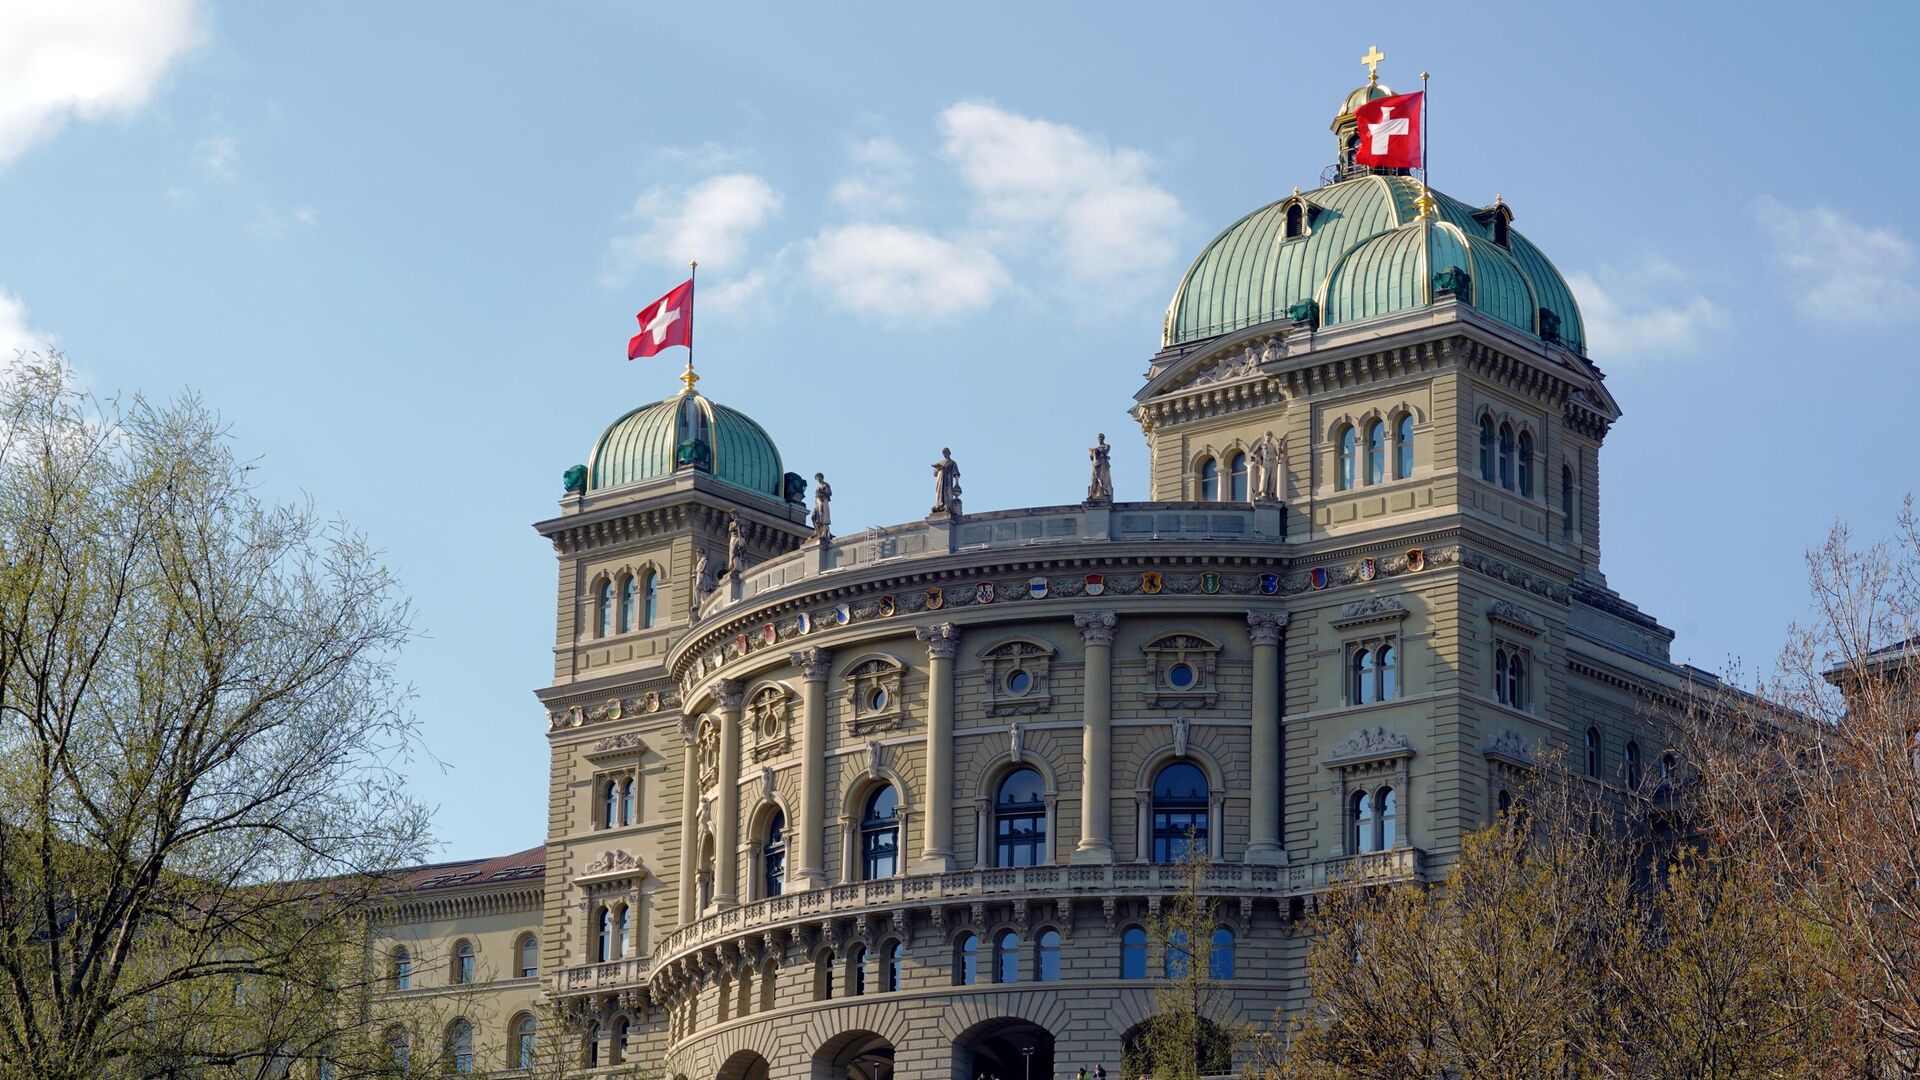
[1006, 669, 1033, 695]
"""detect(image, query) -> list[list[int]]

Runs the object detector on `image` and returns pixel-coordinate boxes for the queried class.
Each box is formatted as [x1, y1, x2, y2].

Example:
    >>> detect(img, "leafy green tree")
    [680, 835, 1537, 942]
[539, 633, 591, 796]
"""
[1126, 838, 1238, 1080]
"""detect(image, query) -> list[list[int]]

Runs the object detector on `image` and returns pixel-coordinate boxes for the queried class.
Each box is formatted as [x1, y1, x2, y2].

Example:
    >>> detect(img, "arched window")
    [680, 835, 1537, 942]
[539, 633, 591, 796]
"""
[514, 1015, 536, 1070]
[849, 944, 868, 997]
[1479, 416, 1496, 481]
[1585, 727, 1601, 777]
[760, 958, 778, 1012]
[1379, 643, 1397, 701]
[761, 809, 787, 898]
[1151, 762, 1210, 863]
[1497, 789, 1513, 815]
[954, 932, 978, 986]
[1498, 423, 1516, 490]
[616, 904, 632, 959]
[1165, 929, 1190, 979]
[1365, 419, 1385, 484]
[516, 934, 538, 979]
[612, 1017, 630, 1064]
[596, 579, 614, 639]
[1395, 413, 1414, 479]
[1210, 927, 1236, 979]
[1562, 464, 1575, 539]
[1518, 430, 1535, 497]
[1352, 648, 1377, 705]
[1121, 926, 1148, 979]
[1228, 452, 1248, 501]
[994, 767, 1047, 867]
[1495, 649, 1511, 706]
[1035, 928, 1062, 982]
[619, 778, 635, 825]
[994, 930, 1020, 984]
[602, 779, 618, 829]
[583, 1022, 600, 1068]
[884, 939, 903, 992]
[1285, 202, 1305, 239]
[815, 951, 834, 1000]
[453, 940, 474, 985]
[446, 1019, 473, 1074]
[1198, 456, 1220, 501]
[1625, 742, 1643, 789]
[1351, 788, 1376, 853]
[642, 571, 659, 627]
[391, 947, 411, 990]
[617, 574, 635, 633]
[1337, 425, 1356, 491]
[860, 785, 900, 880]
[1507, 652, 1527, 711]
[389, 1028, 411, 1074]
[1661, 751, 1677, 782]
[1378, 787, 1397, 848]
[595, 906, 612, 963]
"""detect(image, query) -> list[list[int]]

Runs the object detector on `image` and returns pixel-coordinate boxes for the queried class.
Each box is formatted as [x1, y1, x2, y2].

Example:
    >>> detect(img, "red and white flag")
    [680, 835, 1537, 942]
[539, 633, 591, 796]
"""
[1354, 91, 1423, 170]
[628, 279, 693, 360]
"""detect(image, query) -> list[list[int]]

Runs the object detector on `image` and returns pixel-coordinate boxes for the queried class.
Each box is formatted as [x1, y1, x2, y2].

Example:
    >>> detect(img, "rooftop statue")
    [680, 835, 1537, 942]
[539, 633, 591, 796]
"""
[932, 448, 962, 516]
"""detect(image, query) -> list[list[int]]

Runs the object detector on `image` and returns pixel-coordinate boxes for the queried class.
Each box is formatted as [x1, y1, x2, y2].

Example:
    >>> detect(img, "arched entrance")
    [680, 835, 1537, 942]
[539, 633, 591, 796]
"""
[718, 1050, 771, 1080]
[1120, 1016, 1231, 1078]
[814, 1030, 894, 1080]
[954, 1018, 1055, 1080]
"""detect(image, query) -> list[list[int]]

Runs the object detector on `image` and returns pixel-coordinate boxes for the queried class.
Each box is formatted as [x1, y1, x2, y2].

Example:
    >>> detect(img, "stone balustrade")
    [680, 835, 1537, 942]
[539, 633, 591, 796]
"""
[557, 954, 652, 994]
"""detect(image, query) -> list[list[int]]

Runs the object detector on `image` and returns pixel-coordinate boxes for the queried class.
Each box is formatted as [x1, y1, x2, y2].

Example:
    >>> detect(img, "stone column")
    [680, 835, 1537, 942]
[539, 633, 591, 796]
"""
[914, 623, 961, 873]
[790, 647, 833, 889]
[677, 715, 700, 923]
[1073, 610, 1117, 864]
[1245, 611, 1289, 864]
[712, 680, 746, 907]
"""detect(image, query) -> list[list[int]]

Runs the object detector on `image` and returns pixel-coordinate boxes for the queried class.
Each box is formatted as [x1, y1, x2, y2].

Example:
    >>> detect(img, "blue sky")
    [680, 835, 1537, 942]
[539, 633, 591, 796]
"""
[3, 1, 1915, 860]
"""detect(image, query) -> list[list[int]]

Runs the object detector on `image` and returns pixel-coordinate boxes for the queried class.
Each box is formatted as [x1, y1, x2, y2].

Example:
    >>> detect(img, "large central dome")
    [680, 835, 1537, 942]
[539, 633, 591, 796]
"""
[1162, 174, 1585, 354]
[587, 374, 786, 498]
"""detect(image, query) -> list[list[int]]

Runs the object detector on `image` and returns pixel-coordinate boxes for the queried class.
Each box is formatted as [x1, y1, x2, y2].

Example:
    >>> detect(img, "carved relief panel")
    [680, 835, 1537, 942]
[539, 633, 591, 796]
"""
[695, 715, 721, 790]
[747, 684, 795, 761]
[1140, 631, 1221, 709]
[842, 654, 907, 735]
[978, 638, 1056, 716]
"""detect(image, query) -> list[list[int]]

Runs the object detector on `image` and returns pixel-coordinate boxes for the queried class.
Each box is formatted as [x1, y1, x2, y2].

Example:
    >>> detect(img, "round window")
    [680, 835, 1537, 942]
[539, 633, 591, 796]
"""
[1167, 663, 1197, 689]
[1006, 669, 1033, 695]
[867, 687, 888, 712]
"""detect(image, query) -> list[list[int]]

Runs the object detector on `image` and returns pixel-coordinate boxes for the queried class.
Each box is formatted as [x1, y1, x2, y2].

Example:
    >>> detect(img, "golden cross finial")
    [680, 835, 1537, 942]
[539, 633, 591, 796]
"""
[1361, 45, 1385, 84]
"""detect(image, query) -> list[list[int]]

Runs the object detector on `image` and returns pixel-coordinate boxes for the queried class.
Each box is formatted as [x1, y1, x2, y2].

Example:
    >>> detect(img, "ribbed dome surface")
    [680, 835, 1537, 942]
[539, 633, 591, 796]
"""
[1163, 174, 1586, 353]
[588, 386, 785, 498]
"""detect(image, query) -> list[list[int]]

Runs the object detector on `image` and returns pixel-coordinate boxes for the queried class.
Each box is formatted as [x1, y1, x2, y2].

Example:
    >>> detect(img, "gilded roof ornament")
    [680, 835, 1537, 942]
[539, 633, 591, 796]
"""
[1360, 44, 1385, 85]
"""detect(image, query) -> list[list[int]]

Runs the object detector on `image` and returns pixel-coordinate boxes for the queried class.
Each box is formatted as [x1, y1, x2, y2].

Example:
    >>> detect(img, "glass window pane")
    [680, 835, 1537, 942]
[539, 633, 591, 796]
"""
[1037, 929, 1061, 982]
[1122, 927, 1147, 979]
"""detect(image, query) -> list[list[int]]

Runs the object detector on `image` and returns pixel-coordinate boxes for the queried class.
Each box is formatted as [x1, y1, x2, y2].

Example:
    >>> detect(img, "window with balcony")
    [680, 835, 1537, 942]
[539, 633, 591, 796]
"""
[861, 785, 900, 880]
[1151, 762, 1209, 863]
[994, 767, 1046, 867]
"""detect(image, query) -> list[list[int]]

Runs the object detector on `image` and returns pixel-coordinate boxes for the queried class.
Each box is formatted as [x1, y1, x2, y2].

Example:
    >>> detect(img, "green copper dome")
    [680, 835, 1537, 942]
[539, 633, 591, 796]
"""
[587, 375, 786, 498]
[1163, 174, 1585, 353]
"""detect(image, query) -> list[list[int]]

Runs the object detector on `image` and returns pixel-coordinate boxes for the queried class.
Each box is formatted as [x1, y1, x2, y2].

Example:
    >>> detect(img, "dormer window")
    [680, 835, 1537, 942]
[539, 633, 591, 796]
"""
[1279, 194, 1316, 241]
[1492, 214, 1509, 247]
[1474, 199, 1515, 249]
[1285, 203, 1305, 239]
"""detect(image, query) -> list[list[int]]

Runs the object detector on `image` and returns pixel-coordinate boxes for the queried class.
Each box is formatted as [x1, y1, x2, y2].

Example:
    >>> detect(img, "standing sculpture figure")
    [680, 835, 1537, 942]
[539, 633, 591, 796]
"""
[1087, 433, 1114, 502]
[690, 547, 717, 621]
[1249, 430, 1281, 503]
[811, 473, 833, 542]
[726, 513, 748, 576]
[932, 448, 962, 515]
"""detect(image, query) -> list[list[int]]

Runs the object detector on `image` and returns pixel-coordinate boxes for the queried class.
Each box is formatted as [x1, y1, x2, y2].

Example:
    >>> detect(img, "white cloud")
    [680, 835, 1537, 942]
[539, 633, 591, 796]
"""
[248, 202, 319, 241]
[194, 133, 238, 180]
[1753, 196, 1920, 325]
[0, 289, 56, 359]
[0, 0, 201, 166]
[1567, 256, 1727, 365]
[805, 223, 1005, 320]
[939, 101, 1183, 285]
[831, 136, 912, 216]
[610, 172, 783, 283]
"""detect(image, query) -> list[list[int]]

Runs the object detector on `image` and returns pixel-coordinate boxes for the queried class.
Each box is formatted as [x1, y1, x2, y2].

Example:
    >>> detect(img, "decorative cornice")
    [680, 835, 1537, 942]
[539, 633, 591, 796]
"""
[378, 883, 543, 925]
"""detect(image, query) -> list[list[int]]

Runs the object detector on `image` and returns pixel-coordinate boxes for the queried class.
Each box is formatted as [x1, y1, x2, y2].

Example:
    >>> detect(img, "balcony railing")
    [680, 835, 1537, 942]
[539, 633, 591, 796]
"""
[652, 850, 1421, 974]
[557, 955, 651, 994]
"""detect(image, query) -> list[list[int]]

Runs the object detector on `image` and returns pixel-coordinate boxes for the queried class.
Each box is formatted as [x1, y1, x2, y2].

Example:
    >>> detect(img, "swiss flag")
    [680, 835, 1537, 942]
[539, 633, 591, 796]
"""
[1354, 91, 1423, 170]
[628, 279, 693, 360]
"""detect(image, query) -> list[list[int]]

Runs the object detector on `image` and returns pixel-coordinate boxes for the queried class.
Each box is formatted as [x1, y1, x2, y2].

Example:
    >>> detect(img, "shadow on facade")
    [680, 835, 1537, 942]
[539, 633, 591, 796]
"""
[953, 1018, 1055, 1080]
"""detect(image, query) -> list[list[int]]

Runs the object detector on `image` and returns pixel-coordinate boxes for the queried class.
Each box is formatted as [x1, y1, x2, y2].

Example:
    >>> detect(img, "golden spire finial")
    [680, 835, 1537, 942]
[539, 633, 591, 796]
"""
[1361, 45, 1385, 85]
[679, 358, 699, 392]
[1414, 185, 1438, 220]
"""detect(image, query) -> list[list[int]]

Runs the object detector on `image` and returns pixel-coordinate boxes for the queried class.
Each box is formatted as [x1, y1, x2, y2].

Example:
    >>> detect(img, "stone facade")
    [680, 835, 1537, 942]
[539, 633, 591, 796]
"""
[368, 73, 1720, 1080]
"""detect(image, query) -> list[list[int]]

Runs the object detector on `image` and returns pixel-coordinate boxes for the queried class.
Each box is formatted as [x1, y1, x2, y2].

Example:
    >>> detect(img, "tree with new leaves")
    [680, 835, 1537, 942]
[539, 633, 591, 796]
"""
[0, 358, 432, 1080]
[1125, 838, 1239, 1080]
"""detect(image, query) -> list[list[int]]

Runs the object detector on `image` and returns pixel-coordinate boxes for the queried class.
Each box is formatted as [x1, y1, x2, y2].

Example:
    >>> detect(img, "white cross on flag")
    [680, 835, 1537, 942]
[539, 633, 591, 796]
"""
[1353, 91, 1424, 170]
[628, 279, 693, 360]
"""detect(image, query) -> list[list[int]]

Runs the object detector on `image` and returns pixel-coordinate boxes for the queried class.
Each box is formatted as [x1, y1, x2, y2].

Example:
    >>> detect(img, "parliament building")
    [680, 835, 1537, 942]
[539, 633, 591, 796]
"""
[368, 60, 1712, 1079]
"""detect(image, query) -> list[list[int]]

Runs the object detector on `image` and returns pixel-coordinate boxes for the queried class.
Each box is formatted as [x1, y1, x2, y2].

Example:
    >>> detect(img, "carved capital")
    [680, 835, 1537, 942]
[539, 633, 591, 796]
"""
[679, 713, 699, 748]
[790, 647, 834, 681]
[713, 679, 746, 713]
[1246, 610, 1289, 646]
[916, 622, 962, 660]
[1074, 609, 1118, 647]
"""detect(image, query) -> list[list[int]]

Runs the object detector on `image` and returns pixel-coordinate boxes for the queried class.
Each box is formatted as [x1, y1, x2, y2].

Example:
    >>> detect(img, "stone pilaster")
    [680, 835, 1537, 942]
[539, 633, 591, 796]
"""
[914, 623, 961, 873]
[712, 680, 745, 907]
[1073, 610, 1118, 864]
[1246, 610, 1289, 864]
[677, 715, 700, 924]
[790, 647, 833, 889]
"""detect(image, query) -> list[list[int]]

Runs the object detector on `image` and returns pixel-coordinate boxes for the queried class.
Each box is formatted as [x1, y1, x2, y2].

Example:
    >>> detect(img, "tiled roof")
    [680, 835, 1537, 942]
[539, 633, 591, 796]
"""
[389, 844, 545, 894]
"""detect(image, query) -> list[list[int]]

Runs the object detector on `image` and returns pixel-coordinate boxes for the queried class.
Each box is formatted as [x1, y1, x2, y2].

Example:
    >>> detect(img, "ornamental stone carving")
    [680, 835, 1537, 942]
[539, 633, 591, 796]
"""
[1074, 609, 1118, 646]
[916, 622, 962, 660]
[979, 637, 1056, 716]
[1487, 599, 1543, 636]
[695, 716, 721, 789]
[1331, 596, 1410, 630]
[714, 679, 745, 713]
[1484, 729, 1537, 766]
[592, 732, 647, 755]
[1327, 726, 1413, 764]
[747, 684, 794, 760]
[582, 849, 646, 877]
[1087, 433, 1114, 503]
[1246, 610, 1289, 646]
[1141, 631, 1221, 709]
[843, 655, 907, 735]
[791, 647, 833, 681]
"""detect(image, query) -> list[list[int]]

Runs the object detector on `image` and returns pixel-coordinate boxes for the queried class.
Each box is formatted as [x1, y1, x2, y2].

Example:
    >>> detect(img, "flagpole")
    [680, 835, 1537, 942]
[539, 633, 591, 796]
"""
[687, 260, 697, 382]
[1420, 70, 1430, 189]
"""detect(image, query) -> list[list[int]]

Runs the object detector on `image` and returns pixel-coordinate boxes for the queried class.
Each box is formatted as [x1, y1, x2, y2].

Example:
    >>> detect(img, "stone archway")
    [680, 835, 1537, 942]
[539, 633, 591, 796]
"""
[717, 1049, 771, 1080]
[954, 1018, 1055, 1080]
[814, 1029, 894, 1080]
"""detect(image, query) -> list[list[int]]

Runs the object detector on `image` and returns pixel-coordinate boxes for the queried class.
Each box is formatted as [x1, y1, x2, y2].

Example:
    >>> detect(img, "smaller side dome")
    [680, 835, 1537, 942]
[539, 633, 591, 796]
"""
[586, 370, 787, 499]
